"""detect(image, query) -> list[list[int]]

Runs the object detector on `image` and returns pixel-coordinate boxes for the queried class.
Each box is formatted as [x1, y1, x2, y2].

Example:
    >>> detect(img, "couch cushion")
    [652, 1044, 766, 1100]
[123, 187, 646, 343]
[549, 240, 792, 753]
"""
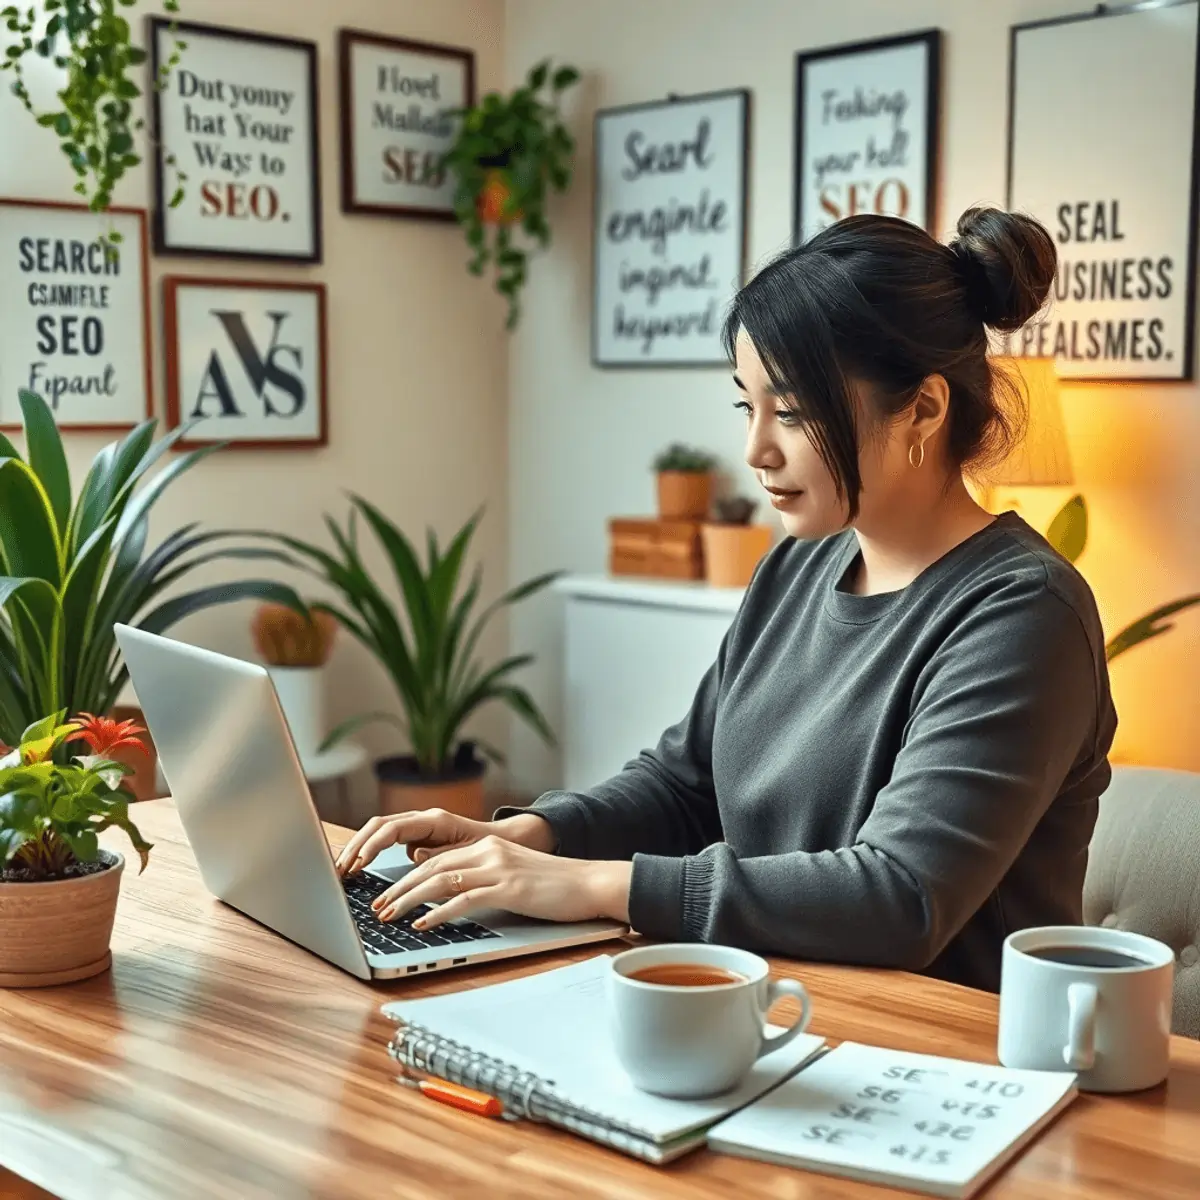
[1084, 765, 1200, 1038]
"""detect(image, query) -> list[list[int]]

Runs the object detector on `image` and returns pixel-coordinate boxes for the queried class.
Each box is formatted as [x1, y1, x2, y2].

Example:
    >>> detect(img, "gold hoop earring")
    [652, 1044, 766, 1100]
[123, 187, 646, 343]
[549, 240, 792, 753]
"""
[908, 439, 925, 469]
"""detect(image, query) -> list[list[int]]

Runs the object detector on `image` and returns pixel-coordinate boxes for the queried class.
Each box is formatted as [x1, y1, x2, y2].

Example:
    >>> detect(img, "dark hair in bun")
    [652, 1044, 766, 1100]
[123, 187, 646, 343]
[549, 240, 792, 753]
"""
[723, 207, 1057, 520]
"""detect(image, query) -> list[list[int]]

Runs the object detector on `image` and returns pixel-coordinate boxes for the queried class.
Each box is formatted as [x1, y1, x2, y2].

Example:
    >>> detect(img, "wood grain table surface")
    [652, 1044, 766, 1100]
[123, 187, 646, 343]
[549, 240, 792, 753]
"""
[0, 799, 1197, 1200]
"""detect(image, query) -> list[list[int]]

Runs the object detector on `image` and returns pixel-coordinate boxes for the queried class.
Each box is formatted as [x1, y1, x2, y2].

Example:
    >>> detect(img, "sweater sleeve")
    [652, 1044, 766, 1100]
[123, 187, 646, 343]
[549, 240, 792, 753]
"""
[628, 576, 1103, 969]
[497, 641, 728, 862]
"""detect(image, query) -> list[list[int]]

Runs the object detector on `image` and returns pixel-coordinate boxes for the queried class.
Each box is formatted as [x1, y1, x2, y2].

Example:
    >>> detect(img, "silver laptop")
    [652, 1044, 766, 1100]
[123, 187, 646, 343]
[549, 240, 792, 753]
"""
[114, 624, 626, 982]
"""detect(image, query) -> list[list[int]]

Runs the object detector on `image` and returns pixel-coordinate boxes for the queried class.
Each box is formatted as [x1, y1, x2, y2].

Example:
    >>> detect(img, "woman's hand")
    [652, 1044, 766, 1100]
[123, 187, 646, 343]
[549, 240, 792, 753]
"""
[369, 836, 633, 929]
[333, 807, 555, 877]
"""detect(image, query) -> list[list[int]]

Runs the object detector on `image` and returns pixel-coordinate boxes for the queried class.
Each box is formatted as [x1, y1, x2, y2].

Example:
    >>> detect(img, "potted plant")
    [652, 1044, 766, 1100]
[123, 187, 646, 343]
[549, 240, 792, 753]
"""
[1044, 495, 1199, 662]
[259, 503, 560, 819]
[653, 443, 718, 521]
[702, 496, 774, 589]
[1, 0, 188, 215]
[441, 58, 580, 328]
[251, 601, 338, 764]
[0, 710, 151, 986]
[0, 389, 303, 765]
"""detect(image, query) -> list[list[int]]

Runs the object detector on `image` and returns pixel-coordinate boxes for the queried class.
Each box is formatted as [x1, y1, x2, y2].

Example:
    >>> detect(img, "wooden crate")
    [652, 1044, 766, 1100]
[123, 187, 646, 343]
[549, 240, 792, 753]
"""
[607, 517, 703, 580]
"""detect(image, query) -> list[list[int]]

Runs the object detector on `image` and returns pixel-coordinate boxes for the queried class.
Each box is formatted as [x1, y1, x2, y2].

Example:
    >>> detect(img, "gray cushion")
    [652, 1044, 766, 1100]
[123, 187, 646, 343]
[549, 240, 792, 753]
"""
[1083, 765, 1200, 1038]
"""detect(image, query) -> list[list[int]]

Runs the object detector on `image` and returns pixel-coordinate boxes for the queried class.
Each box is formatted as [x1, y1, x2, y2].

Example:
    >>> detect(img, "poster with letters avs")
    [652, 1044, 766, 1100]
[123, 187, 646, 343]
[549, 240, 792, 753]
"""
[339, 29, 474, 218]
[1007, 2, 1200, 380]
[794, 30, 941, 243]
[164, 278, 327, 449]
[149, 18, 322, 263]
[0, 199, 150, 431]
[592, 89, 749, 368]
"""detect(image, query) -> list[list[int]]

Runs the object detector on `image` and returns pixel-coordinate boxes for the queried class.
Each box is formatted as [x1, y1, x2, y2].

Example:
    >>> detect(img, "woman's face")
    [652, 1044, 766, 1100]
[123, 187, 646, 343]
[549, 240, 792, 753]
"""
[733, 331, 912, 540]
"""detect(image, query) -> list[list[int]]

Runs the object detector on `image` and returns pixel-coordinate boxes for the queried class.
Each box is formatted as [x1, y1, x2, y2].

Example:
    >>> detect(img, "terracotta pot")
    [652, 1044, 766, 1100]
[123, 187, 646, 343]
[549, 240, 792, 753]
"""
[477, 167, 523, 225]
[657, 471, 713, 520]
[108, 705, 160, 802]
[375, 749, 486, 821]
[701, 524, 774, 588]
[0, 850, 123, 987]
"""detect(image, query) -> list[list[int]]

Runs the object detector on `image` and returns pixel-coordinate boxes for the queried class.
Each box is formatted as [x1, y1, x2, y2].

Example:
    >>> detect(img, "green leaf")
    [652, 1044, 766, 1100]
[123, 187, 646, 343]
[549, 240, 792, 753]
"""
[1106, 595, 1200, 663]
[552, 66, 580, 90]
[59, 826, 98, 863]
[494, 683, 556, 745]
[18, 390, 71, 537]
[527, 60, 548, 91]
[317, 710, 407, 753]
[136, 580, 305, 638]
[1045, 494, 1087, 564]
[0, 457, 62, 584]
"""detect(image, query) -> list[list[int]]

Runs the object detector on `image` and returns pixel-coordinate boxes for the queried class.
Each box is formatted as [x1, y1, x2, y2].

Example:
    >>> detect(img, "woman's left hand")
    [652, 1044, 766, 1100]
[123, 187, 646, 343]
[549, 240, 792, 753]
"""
[370, 835, 632, 929]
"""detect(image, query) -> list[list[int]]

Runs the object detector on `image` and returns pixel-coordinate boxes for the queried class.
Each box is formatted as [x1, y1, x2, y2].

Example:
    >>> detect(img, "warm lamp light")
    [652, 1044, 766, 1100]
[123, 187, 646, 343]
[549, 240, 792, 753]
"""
[987, 356, 1074, 487]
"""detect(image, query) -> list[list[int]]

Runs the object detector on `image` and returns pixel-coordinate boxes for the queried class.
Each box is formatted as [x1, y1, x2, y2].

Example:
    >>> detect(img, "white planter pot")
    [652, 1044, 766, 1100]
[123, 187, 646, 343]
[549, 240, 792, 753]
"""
[267, 666, 326, 761]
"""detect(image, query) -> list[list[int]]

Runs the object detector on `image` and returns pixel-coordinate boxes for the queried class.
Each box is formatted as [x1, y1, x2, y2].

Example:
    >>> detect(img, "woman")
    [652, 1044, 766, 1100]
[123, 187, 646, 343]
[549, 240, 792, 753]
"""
[336, 206, 1118, 992]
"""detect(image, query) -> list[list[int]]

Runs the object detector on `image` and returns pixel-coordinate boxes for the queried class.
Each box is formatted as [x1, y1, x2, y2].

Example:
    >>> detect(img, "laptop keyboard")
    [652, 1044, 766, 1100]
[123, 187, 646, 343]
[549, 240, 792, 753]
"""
[341, 870, 501, 956]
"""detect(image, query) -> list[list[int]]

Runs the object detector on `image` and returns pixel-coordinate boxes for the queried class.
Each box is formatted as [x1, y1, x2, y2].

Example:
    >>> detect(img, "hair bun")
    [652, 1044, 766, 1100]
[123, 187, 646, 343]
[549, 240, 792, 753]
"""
[950, 206, 1056, 332]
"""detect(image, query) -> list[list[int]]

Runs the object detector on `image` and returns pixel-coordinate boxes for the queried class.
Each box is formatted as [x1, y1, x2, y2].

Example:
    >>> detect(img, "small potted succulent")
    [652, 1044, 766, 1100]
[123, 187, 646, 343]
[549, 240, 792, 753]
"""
[653, 443, 718, 521]
[702, 496, 774, 588]
[251, 601, 339, 764]
[0, 711, 152, 987]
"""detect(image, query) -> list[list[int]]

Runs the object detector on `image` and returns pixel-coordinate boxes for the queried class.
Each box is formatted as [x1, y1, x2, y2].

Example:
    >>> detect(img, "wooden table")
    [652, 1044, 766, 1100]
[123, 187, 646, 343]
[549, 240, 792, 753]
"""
[1, 801, 1198, 1200]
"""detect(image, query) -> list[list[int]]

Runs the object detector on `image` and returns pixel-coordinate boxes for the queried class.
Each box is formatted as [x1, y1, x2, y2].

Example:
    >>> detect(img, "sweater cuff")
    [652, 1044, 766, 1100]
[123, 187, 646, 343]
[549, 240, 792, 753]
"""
[629, 852, 716, 941]
[491, 791, 592, 858]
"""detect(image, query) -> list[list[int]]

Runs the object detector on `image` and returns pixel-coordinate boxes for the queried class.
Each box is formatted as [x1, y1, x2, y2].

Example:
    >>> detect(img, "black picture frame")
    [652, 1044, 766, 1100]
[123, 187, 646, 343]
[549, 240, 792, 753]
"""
[1006, 2, 1200, 382]
[793, 29, 941, 245]
[338, 28, 475, 220]
[148, 17, 323, 263]
[591, 87, 750, 370]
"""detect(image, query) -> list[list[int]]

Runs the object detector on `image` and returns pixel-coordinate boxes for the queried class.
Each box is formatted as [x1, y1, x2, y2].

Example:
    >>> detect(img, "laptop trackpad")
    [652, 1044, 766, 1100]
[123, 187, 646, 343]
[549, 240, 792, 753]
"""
[362, 843, 417, 883]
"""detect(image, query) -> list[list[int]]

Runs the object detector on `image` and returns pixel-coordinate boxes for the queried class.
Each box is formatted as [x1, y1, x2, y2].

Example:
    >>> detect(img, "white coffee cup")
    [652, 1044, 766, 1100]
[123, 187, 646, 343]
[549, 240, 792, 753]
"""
[607, 943, 812, 1098]
[997, 925, 1174, 1093]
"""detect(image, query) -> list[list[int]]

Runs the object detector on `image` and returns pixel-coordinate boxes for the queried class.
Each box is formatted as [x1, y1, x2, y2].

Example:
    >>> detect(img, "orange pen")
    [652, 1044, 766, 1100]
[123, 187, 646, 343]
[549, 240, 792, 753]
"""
[399, 1072, 506, 1119]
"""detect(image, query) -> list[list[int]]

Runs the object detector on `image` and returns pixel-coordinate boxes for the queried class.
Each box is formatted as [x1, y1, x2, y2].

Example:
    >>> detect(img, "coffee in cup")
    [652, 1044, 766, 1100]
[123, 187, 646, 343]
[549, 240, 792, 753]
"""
[608, 944, 811, 1098]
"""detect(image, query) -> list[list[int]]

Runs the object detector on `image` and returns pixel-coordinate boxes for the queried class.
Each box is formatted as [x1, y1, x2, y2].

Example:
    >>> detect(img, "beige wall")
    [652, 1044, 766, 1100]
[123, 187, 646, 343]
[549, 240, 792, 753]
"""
[505, 0, 1200, 795]
[0, 0, 510, 818]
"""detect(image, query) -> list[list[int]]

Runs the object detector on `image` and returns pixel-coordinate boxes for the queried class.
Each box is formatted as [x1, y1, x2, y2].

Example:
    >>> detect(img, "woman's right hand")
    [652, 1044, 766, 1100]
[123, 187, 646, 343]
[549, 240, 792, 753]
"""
[333, 807, 555, 876]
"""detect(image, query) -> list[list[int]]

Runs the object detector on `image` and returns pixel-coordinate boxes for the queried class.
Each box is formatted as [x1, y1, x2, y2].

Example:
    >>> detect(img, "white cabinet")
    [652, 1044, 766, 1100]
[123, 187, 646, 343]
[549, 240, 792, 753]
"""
[558, 576, 743, 792]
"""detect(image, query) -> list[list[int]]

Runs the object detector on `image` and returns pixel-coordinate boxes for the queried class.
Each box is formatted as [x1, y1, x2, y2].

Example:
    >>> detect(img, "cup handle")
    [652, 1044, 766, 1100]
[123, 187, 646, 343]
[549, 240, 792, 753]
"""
[1064, 982, 1097, 1071]
[756, 978, 812, 1060]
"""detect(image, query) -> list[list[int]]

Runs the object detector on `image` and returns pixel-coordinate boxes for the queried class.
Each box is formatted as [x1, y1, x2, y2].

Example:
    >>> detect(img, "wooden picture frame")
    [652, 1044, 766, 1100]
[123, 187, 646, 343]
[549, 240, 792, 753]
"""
[0, 198, 152, 432]
[338, 28, 475, 219]
[793, 29, 941, 244]
[163, 276, 328, 450]
[149, 18, 323, 263]
[1006, 2, 1200, 381]
[592, 88, 750, 369]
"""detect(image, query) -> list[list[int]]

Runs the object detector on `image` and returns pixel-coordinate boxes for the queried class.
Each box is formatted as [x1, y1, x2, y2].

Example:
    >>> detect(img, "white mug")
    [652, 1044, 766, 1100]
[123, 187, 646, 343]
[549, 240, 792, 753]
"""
[997, 925, 1174, 1093]
[607, 943, 812, 1098]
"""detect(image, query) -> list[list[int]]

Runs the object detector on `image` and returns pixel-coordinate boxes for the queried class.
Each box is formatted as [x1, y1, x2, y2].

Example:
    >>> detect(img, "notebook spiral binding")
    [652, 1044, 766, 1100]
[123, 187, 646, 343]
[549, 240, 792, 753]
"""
[387, 1021, 663, 1161]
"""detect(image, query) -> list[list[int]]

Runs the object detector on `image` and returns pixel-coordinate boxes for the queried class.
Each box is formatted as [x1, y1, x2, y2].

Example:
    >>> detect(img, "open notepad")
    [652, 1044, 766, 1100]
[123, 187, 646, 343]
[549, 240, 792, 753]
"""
[380, 956, 826, 1163]
[708, 1041, 1077, 1198]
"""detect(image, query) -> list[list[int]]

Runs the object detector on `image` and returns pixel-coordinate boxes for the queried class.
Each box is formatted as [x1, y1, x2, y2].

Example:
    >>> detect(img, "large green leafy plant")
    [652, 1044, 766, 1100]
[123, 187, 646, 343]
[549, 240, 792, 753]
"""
[0, 390, 299, 746]
[1045, 494, 1199, 662]
[1, 0, 187, 216]
[265, 501, 559, 778]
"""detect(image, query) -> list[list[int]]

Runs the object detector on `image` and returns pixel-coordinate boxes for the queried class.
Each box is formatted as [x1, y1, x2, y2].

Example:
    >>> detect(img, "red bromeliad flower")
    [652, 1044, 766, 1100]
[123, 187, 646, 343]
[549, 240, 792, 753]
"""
[72, 713, 149, 758]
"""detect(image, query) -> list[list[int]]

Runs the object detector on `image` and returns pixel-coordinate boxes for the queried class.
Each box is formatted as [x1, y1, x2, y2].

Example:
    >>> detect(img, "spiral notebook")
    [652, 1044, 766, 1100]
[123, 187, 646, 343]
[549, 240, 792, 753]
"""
[381, 956, 826, 1164]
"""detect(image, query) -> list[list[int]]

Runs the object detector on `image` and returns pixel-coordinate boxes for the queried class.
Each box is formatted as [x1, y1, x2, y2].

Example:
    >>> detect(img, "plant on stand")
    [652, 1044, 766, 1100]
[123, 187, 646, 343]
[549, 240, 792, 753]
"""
[258, 503, 560, 820]
[652, 443, 717, 520]
[0, 710, 151, 986]
[442, 58, 579, 328]
[702, 495, 774, 588]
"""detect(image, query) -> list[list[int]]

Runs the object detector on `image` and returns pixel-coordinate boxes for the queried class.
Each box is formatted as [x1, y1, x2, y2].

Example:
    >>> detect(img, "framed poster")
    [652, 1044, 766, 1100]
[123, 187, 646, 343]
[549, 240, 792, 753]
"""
[339, 29, 474, 219]
[1007, 2, 1200, 381]
[593, 89, 749, 368]
[0, 199, 151, 431]
[149, 18, 322, 263]
[794, 30, 941, 244]
[163, 277, 328, 449]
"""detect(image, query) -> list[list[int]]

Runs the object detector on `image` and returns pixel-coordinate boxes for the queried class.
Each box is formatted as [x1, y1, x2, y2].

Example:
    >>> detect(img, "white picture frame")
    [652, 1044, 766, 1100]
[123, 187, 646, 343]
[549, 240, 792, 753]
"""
[338, 29, 474, 220]
[164, 277, 328, 449]
[592, 89, 749, 368]
[1007, 2, 1200, 381]
[0, 199, 151, 431]
[149, 18, 322, 263]
[794, 30, 941, 244]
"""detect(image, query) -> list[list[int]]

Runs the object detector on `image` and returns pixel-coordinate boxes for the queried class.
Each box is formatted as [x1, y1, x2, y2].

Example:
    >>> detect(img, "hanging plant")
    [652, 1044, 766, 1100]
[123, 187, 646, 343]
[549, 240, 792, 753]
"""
[1, 0, 187, 225]
[441, 58, 579, 328]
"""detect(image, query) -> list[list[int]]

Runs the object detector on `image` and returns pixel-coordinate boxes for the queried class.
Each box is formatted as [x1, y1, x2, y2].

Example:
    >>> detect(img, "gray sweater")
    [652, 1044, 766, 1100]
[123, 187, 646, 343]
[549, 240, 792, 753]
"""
[512, 511, 1118, 992]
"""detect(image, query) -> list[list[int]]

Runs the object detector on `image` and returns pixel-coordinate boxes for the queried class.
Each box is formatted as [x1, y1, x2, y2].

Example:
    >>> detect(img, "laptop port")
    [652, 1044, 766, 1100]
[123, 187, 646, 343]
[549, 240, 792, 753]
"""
[452, 957, 467, 965]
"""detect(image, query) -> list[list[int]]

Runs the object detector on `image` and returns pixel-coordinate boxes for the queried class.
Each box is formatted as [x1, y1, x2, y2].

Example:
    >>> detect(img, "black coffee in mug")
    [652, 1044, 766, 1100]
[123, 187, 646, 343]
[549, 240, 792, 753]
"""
[1025, 944, 1151, 969]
